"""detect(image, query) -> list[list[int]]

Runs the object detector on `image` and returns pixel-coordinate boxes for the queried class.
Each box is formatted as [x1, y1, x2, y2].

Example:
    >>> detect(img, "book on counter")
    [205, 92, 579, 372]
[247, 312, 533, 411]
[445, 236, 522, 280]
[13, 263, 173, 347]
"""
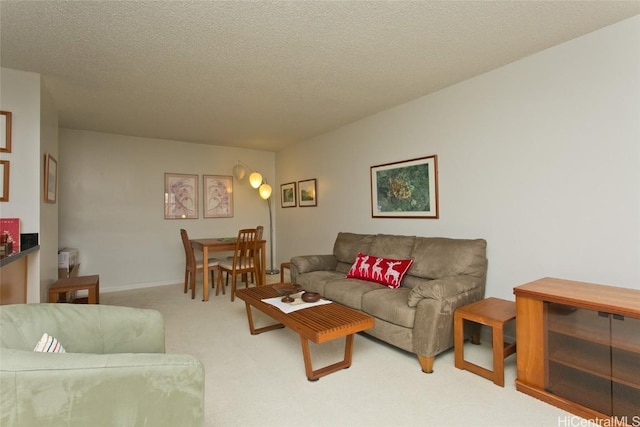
[0, 217, 20, 256]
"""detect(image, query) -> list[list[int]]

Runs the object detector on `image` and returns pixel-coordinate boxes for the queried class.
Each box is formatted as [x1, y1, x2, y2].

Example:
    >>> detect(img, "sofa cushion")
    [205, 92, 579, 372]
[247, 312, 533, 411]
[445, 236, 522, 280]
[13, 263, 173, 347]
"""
[409, 238, 487, 280]
[333, 232, 375, 265]
[346, 253, 413, 289]
[369, 234, 416, 260]
[295, 270, 343, 295]
[361, 288, 415, 328]
[323, 278, 386, 310]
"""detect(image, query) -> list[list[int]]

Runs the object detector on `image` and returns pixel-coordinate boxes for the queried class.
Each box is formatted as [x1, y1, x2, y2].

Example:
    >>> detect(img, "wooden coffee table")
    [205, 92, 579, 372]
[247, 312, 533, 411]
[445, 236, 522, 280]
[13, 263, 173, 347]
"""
[235, 284, 375, 381]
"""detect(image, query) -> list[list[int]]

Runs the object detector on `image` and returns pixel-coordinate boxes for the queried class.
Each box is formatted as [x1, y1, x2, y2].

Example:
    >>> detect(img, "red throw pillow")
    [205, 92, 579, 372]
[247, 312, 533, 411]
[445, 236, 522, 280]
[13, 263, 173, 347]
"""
[346, 253, 413, 289]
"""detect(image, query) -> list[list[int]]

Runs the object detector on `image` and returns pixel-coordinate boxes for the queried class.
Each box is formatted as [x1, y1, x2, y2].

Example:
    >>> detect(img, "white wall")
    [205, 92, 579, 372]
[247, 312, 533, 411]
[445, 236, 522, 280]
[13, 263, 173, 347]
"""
[59, 129, 275, 292]
[0, 68, 59, 302]
[275, 16, 640, 299]
[39, 82, 60, 301]
[0, 69, 41, 234]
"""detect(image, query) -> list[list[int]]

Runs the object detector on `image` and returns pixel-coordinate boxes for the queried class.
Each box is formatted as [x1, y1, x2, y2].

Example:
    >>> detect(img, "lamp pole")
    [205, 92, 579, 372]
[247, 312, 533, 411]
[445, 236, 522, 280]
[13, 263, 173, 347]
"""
[265, 197, 279, 275]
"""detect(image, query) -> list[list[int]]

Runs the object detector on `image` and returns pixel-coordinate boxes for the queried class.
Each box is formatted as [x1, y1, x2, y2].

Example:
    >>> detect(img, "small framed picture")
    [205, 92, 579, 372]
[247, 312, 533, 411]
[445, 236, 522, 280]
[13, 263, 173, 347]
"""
[370, 155, 438, 218]
[1, 111, 12, 153]
[44, 154, 57, 203]
[280, 182, 296, 208]
[0, 160, 9, 202]
[298, 179, 317, 207]
[203, 175, 233, 218]
[164, 173, 198, 219]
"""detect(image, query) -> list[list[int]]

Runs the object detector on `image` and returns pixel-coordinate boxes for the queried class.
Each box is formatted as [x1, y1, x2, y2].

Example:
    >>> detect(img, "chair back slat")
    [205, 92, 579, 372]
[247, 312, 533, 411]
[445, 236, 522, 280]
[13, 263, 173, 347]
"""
[232, 228, 258, 269]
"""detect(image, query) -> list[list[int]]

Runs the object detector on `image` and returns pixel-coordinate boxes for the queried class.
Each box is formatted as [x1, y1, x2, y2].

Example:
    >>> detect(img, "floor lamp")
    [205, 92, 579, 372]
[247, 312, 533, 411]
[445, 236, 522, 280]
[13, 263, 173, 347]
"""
[232, 161, 280, 275]
[260, 191, 279, 276]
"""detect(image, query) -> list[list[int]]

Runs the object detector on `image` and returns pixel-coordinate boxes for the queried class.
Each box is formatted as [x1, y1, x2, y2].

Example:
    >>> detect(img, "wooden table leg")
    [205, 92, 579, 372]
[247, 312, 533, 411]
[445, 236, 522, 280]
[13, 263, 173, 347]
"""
[454, 313, 464, 369]
[244, 303, 283, 335]
[493, 324, 505, 387]
[300, 334, 354, 381]
[88, 284, 99, 304]
[203, 246, 210, 301]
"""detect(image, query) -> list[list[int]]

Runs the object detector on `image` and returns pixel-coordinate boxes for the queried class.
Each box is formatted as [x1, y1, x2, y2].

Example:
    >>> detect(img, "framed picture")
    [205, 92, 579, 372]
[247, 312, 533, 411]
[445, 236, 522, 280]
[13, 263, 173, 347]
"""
[1, 111, 11, 153]
[44, 154, 57, 203]
[0, 160, 8, 202]
[164, 173, 198, 219]
[370, 155, 438, 218]
[298, 179, 317, 207]
[280, 182, 296, 208]
[203, 175, 233, 218]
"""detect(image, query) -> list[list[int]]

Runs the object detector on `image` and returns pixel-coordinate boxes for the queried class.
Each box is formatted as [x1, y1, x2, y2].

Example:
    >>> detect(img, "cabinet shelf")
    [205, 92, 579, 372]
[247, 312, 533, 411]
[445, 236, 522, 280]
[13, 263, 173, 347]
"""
[547, 337, 640, 390]
[547, 307, 640, 354]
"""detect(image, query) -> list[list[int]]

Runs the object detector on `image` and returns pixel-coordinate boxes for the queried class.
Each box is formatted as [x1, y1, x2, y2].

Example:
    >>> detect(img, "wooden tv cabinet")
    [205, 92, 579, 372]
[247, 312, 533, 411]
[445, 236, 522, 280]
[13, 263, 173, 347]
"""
[513, 277, 640, 426]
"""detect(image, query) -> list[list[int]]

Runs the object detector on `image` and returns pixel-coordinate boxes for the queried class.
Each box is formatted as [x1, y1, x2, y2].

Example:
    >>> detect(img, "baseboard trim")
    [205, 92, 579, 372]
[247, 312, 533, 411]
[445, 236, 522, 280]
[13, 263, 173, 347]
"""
[100, 280, 179, 294]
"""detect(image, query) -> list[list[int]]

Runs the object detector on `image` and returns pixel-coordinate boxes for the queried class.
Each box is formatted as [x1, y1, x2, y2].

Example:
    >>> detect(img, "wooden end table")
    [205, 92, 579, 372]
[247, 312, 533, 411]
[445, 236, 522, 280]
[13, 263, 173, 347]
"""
[49, 275, 100, 304]
[454, 297, 516, 387]
[235, 284, 375, 381]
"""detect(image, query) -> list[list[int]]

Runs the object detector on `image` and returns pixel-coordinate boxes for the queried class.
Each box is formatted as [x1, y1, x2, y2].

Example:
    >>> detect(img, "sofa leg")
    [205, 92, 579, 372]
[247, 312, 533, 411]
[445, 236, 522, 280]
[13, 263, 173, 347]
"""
[417, 355, 434, 373]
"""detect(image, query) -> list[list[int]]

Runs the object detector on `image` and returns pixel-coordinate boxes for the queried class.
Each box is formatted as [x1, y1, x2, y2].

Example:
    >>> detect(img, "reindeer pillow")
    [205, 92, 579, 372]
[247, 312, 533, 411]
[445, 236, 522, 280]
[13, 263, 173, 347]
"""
[346, 252, 413, 289]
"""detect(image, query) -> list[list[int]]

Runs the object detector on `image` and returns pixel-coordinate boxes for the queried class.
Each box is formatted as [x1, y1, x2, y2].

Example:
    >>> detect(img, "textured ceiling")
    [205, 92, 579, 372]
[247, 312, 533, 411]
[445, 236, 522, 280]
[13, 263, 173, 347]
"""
[1, 1, 639, 152]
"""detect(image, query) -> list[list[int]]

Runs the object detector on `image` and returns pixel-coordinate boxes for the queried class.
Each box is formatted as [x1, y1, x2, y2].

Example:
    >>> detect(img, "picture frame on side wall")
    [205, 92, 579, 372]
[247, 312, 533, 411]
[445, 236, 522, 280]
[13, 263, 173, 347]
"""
[203, 175, 233, 218]
[1, 111, 12, 153]
[164, 173, 198, 219]
[298, 179, 317, 207]
[280, 182, 296, 208]
[0, 160, 9, 202]
[370, 155, 438, 218]
[44, 154, 57, 203]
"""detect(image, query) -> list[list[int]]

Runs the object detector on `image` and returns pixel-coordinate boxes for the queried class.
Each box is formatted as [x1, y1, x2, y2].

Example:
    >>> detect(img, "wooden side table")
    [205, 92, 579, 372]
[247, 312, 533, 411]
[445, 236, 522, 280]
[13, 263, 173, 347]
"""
[280, 262, 291, 283]
[49, 275, 100, 304]
[454, 297, 516, 386]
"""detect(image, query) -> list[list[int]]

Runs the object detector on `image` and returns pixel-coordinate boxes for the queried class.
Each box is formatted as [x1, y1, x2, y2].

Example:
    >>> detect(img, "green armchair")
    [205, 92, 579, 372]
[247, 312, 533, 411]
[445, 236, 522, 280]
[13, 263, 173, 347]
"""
[0, 303, 204, 426]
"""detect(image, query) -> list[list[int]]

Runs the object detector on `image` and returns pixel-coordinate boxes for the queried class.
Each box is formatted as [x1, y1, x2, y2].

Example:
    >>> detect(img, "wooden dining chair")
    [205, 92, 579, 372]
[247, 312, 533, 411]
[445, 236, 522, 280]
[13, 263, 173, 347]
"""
[216, 228, 259, 301]
[180, 229, 220, 300]
[224, 225, 263, 289]
[250, 225, 263, 284]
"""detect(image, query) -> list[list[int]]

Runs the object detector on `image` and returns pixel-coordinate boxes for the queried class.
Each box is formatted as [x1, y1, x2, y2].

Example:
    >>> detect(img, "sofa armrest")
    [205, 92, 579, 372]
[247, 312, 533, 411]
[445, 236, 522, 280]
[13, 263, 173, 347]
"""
[407, 276, 481, 307]
[0, 349, 204, 426]
[290, 255, 337, 274]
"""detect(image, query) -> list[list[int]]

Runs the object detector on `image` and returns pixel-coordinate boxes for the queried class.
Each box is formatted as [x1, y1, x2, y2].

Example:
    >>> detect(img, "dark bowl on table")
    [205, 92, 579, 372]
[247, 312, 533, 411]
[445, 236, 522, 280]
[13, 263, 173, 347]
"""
[301, 292, 321, 303]
[273, 283, 302, 295]
[272, 283, 302, 302]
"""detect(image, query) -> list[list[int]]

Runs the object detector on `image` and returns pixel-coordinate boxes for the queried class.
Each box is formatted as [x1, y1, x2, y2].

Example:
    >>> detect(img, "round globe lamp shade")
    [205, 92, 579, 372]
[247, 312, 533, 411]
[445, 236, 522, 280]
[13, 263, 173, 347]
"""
[232, 164, 246, 180]
[259, 183, 272, 200]
[249, 172, 263, 188]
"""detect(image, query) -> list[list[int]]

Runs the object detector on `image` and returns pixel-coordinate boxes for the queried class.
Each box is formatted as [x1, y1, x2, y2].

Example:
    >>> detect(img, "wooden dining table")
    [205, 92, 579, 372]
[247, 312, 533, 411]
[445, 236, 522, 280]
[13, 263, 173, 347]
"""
[190, 237, 266, 301]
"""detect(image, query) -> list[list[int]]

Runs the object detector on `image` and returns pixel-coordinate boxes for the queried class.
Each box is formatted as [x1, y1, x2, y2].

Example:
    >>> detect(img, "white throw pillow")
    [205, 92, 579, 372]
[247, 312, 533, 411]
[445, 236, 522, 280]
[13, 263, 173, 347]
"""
[33, 333, 66, 353]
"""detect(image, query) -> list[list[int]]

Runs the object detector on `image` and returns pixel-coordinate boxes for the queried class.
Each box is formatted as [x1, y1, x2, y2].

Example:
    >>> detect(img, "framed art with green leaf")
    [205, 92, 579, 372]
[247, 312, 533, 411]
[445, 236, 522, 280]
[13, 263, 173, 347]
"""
[370, 155, 438, 218]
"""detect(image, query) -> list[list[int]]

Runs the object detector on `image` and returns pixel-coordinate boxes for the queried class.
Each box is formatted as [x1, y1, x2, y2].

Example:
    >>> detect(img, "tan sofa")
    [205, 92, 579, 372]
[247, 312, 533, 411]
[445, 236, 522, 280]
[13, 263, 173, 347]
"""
[290, 232, 488, 373]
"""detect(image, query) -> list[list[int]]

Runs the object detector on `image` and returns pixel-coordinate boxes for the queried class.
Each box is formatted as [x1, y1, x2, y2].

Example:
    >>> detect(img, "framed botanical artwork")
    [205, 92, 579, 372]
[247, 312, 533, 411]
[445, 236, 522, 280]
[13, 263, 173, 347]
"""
[280, 182, 296, 208]
[298, 178, 317, 207]
[370, 155, 438, 218]
[203, 175, 233, 218]
[1, 111, 11, 153]
[0, 160, 9, 202]
[164, 173, 198, 219]
[44, 154, 57, 203]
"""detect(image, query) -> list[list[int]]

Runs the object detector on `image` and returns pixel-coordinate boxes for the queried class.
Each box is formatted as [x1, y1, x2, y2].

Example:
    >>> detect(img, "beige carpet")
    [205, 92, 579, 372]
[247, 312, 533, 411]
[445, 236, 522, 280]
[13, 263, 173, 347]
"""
[102, 275, 583, 427]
